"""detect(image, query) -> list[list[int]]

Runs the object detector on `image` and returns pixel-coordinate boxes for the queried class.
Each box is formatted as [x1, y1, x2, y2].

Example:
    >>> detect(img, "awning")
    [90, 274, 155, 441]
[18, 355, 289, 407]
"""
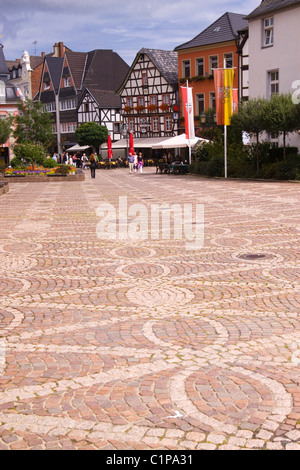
[67, 144, 91, 152]
[152, 134, 209, 149]
[101, 137, 167, 150]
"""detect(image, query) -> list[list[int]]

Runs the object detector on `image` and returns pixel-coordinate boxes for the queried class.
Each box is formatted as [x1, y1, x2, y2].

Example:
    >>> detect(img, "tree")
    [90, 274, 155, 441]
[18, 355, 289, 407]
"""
[75, 122, 108, 154]
[14, 98, 54, 147]
[231, 98, 269, 172]
[264, 93, 299, 160]
[13, 141, 46, 167]
[0, 115, 13, 145]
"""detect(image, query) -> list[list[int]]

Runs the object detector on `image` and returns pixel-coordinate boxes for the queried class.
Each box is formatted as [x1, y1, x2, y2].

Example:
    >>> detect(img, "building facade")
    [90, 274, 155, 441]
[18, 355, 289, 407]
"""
[174, 12, 248, 130]
[0, 44, 20, 165]
[117, 49, 179, 139]
[77, 49, 129, 143]
[246, 0, 300, 150]
[38, 49, 129, 154]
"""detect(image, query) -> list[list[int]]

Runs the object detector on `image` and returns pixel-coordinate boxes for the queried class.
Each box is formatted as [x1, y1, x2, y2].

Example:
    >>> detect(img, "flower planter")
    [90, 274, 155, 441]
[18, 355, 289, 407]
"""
[5, 174, 26, 177]
[47, 174, 67, 177]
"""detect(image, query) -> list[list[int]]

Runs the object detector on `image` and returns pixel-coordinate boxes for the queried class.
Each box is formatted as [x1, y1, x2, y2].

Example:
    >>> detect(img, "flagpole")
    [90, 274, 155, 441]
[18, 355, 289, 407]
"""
[224, 124, 227, 178]
[223, 59, 227, 179]
[187, 80, 191, 165]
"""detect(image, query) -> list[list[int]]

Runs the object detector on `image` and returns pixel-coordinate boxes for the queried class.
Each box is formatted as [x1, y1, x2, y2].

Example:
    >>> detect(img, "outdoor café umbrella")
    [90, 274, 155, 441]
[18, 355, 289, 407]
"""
[107, 134, 113, 160]
[129, 132, 134, 154]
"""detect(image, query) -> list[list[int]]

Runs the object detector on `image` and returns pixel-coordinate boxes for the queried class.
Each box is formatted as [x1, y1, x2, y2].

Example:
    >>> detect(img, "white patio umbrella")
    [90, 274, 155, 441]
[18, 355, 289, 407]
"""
[152, 134, 209, 149]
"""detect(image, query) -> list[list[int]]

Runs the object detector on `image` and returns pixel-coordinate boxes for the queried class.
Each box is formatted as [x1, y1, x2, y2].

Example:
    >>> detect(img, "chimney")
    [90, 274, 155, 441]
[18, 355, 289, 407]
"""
[53, 43, 59, 56]
[59, 42, 65, 57]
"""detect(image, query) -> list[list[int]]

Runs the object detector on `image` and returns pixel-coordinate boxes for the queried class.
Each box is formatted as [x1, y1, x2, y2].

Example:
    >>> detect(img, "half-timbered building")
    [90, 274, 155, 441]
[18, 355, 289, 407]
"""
[38, 48, 129, 153]
[77, 49, 129, 142]
[116, 49, 179, 140]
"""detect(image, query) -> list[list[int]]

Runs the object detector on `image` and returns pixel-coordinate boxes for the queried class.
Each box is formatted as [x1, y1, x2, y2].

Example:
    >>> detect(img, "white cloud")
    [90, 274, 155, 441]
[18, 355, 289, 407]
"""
[0, 0, 260, 64]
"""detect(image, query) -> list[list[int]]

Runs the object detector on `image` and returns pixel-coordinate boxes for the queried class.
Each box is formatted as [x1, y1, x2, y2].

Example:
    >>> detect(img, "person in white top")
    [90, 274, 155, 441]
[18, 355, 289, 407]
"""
[81, 153, 88, 170]
[133, 152, 138, 172]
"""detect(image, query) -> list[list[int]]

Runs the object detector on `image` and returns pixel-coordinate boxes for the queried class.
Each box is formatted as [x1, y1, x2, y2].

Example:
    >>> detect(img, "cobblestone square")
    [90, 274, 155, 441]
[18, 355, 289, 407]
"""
[0, 168, 299, 450]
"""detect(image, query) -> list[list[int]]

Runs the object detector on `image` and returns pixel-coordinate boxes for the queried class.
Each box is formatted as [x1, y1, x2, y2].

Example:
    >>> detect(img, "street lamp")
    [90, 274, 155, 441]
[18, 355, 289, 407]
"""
[121, 122, 129, 157]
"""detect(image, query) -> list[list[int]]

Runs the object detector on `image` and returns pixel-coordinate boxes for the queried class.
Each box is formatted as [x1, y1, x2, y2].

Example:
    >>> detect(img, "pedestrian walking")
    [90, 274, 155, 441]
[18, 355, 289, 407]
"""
[133, 151, 138, 172]
[89, 154, 97, 178]
[137, 152, 143, 173]
[81, 153, 88, 170]
[127, 152, 134, 173]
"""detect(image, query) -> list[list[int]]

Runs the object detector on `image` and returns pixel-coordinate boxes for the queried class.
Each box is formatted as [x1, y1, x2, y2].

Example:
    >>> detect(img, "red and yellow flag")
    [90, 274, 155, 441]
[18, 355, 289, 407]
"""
[214, 68, 235, 126]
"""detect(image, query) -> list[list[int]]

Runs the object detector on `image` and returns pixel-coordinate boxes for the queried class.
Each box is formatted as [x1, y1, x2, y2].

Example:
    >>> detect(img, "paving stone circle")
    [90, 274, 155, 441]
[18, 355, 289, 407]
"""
[0, 170, 299, 450]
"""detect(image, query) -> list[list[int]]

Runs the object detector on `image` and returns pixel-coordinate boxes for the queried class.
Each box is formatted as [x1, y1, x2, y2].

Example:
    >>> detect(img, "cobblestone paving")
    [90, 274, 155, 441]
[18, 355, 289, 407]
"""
[0, 168, 300, 450]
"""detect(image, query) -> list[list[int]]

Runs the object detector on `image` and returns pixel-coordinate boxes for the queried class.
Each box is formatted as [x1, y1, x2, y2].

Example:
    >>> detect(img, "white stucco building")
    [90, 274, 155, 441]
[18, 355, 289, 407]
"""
[246, 0, 300, 150]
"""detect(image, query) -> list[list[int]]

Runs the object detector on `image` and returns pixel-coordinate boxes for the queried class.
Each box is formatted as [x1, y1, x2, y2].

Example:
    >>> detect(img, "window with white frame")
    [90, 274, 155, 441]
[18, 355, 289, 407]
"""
[45, 102, 56, 112]
[150, 95, 157, 106]
[61, 122, 77, 133]
[138, 96, 145, 107]
[263, 17, 274, 47]
[60, 98, 76, 111]
[164, 115, 172, 132]
[268, 70, 279, 97]
[196, 93, 205, 115]
[209, 56, 218, 75]
[224, 53, 233, 69]
[142, 72, 148, 86]
[126, 97, 133, 108]
[152, 116, 159, 132]
[196, 58, 204, 76]
[128, 117, 135, 132]
[183, 60, 191, 78]
[209, 92, 216, 110]
[162, 94, 170, 105]
[64, 77, 71, 87]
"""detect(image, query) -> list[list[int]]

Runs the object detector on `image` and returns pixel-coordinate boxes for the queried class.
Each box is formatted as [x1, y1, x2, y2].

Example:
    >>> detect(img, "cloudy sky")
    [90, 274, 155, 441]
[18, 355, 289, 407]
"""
[1, 0, 259, 65]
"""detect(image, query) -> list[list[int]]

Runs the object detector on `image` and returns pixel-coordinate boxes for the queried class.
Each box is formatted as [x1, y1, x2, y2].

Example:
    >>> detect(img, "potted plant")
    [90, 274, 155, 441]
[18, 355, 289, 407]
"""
[159, 103, 169, 112]
[134, 105, 145, 112]
[147, 104, 157, 112]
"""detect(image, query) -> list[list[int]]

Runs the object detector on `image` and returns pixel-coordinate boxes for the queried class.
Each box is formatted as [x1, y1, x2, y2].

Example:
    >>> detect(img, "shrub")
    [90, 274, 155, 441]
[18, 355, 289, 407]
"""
[13, 142, 46, 165]
[42, 158, 58, 168]
[276, 155, 300, 180]
[55, 164, 75, 174]
[268, 146, 298, 162]
[206, 156, 224, 177]
[10, 157, 26, 168]
[191, 132, 300, 180]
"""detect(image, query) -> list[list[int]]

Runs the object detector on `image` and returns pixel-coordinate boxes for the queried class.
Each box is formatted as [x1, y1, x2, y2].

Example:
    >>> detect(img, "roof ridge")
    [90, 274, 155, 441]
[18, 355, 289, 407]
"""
[174, 11, 247, 51]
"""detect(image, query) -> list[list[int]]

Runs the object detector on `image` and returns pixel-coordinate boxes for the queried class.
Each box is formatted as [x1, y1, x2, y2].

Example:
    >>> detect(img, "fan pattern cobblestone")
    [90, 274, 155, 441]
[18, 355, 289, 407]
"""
[0, 169, 300, 450]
